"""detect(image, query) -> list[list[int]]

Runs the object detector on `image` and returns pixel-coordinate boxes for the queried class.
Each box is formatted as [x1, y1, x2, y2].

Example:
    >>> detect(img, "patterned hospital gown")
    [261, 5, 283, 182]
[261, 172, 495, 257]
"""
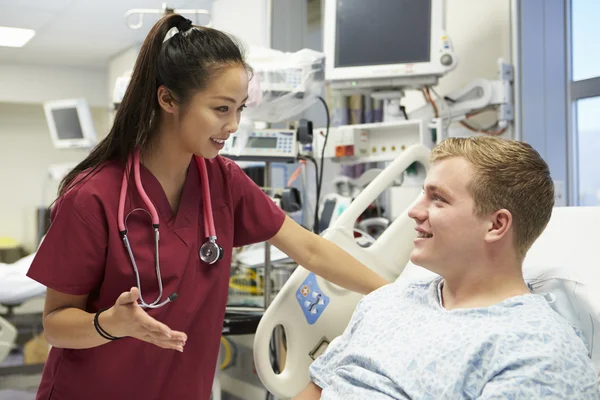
[309, 277, 600, 399]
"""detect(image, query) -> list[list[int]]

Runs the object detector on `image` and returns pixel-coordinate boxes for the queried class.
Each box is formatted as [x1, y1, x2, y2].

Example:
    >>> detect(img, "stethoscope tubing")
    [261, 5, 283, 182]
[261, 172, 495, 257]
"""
[117, 148, 220, 308]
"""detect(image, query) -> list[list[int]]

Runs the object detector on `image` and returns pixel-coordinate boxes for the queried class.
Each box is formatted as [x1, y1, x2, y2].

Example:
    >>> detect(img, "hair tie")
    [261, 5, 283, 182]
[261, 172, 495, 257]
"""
[178, 18, 193, 33]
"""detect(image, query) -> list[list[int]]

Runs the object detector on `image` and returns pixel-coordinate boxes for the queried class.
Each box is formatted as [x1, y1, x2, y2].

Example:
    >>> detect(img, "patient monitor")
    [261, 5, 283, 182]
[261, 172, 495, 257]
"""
[43, 98, 97, 150]
[254, 142, 600, 398]
[324, 0, 456, 91]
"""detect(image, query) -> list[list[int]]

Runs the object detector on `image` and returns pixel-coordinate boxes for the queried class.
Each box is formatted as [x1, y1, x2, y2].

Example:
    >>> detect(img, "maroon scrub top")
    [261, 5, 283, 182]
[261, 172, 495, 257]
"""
[27, 155, 286, 400]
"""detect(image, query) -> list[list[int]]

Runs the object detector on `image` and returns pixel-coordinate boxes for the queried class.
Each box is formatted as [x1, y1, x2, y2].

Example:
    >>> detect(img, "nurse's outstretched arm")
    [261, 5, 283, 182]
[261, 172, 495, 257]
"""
[43, 287, 187, 351]
[268, 216, 390, 294]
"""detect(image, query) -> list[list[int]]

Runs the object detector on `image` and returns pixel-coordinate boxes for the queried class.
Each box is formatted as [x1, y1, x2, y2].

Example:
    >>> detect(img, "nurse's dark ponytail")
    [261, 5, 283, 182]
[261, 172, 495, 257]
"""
[58, 13, 249, 196]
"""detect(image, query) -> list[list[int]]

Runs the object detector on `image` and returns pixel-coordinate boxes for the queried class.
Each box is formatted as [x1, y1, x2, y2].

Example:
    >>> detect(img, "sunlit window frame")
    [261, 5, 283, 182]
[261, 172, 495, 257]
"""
[566, 0, 600, 206]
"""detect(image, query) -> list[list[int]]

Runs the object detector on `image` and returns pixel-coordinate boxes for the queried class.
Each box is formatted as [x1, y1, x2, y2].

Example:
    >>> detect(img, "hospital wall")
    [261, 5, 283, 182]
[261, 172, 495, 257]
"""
[0, 57, 109, 252]
[0, 103, 109, 253]
[0, 64, 108, 108]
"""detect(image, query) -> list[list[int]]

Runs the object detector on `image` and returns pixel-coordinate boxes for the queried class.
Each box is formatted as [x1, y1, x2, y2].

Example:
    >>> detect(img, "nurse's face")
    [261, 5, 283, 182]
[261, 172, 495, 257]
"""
[173, 65, 249, 159]
[408, 157, 490, 276]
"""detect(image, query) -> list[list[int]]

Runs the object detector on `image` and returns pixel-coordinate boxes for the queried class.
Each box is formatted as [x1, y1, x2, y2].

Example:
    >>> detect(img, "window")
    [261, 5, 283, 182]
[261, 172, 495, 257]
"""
[574, 97, 600, 205]
[571, 1, 600, 81]
[569, 0, 600, 206]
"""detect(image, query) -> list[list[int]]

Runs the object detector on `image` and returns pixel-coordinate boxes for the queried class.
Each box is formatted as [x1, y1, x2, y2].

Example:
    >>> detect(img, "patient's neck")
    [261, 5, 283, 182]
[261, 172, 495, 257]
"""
[440, 257, 530, 310]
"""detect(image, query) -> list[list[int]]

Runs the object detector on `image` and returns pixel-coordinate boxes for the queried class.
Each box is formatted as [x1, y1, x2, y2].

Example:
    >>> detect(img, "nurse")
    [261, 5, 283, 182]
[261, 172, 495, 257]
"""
[26, 13, 388, 400]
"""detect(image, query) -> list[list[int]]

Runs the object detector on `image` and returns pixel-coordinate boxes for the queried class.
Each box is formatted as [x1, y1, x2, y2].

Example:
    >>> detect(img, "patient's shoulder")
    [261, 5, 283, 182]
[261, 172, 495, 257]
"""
[500, 296, 591, 359]
[484, 303, 599, 398]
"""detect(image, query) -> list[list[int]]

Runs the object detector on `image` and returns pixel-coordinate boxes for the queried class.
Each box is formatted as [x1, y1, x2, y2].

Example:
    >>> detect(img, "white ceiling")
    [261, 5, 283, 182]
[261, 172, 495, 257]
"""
[0, 0, 213, 70]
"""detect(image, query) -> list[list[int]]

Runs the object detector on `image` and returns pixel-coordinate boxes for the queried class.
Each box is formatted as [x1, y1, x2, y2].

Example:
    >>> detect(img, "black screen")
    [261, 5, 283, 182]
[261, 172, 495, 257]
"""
[51, 108, 84, 140]
[335, 0, 432, 68]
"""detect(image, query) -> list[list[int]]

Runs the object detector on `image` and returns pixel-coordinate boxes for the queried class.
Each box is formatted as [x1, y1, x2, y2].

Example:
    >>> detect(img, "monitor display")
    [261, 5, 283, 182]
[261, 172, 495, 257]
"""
[51, 107, 85, 140]
[247, 136, 278, 149]
[335, 0, 431, 68]
[43, 98, 97, 150]
[324, 0, 456, 89]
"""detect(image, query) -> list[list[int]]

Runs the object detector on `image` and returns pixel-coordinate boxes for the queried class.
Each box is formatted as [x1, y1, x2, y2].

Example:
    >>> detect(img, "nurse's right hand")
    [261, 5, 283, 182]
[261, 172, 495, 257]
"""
[104, 287, 187, 352]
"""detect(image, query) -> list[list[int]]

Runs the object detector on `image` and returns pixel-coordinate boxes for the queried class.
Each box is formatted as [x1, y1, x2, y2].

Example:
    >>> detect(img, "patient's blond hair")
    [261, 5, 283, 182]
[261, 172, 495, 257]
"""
[431, 136, 554, 259]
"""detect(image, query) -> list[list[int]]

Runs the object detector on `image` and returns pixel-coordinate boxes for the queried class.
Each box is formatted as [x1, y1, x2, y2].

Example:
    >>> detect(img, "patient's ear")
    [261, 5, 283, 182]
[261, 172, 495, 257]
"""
[484, 209, 512, 244]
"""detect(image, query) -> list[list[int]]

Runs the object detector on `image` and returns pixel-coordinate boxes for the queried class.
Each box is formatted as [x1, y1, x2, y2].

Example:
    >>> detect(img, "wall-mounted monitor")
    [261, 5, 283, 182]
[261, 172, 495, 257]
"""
[43, 98, 97, 149]
[324, 0, 457, 90]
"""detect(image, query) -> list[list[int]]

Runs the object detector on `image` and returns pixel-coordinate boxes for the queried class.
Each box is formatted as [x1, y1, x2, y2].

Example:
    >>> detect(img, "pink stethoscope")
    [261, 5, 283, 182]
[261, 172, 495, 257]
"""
[117, 148, 222, 308]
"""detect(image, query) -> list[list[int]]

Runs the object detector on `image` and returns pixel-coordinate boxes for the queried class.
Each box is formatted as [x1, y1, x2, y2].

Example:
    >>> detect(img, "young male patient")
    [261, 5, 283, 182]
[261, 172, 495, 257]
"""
[294, 136, 600, 399]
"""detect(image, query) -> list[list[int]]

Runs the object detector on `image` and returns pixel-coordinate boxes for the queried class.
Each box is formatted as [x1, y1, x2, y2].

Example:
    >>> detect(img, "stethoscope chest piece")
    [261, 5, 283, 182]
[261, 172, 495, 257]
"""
[200, 237, 223, 264]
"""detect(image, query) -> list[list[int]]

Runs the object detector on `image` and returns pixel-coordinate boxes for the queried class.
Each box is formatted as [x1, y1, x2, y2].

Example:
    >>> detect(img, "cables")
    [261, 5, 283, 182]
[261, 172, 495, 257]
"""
[286, 160, 305, 187]
[422, 86, 439, 118]
[459, 120, 507, 136]
[424, 85, 507, 136]
[429, 85, 453, 133]
[315, 96, 330, 234]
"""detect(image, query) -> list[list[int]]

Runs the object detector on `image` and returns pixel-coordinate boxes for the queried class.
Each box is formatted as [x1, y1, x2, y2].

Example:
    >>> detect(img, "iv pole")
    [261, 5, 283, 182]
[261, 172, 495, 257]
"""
[124, 3, 212, 29]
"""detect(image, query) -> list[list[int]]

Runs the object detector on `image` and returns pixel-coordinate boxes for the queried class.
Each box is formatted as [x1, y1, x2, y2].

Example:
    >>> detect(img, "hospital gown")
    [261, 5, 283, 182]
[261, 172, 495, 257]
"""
[309, 277, 600, 399]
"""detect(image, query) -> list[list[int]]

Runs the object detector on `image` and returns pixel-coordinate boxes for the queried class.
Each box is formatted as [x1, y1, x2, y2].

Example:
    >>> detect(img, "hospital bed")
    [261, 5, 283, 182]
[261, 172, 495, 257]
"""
[0, 253, 47, 365]
[254, 143, 600, 399]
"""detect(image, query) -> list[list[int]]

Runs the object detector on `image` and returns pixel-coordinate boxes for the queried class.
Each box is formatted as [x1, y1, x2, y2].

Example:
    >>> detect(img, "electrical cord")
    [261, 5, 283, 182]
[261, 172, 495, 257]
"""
[316, 96, 330, 234]
[459, 120, 507, 136]
[436, 92, 506, 135]
[422, 87, 439, 118]
[429, 85, 453, 133]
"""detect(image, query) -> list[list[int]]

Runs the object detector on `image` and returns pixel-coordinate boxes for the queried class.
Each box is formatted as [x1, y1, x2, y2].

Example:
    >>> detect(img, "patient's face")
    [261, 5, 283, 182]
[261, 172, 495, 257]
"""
[408, 157, 489, 274]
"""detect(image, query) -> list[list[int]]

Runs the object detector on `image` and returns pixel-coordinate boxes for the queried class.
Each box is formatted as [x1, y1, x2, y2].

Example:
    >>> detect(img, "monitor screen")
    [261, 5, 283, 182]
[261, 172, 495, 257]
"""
[247, 136, 278, 149]
[51, 107, 84, 140]
[335, 0, 432, 68]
